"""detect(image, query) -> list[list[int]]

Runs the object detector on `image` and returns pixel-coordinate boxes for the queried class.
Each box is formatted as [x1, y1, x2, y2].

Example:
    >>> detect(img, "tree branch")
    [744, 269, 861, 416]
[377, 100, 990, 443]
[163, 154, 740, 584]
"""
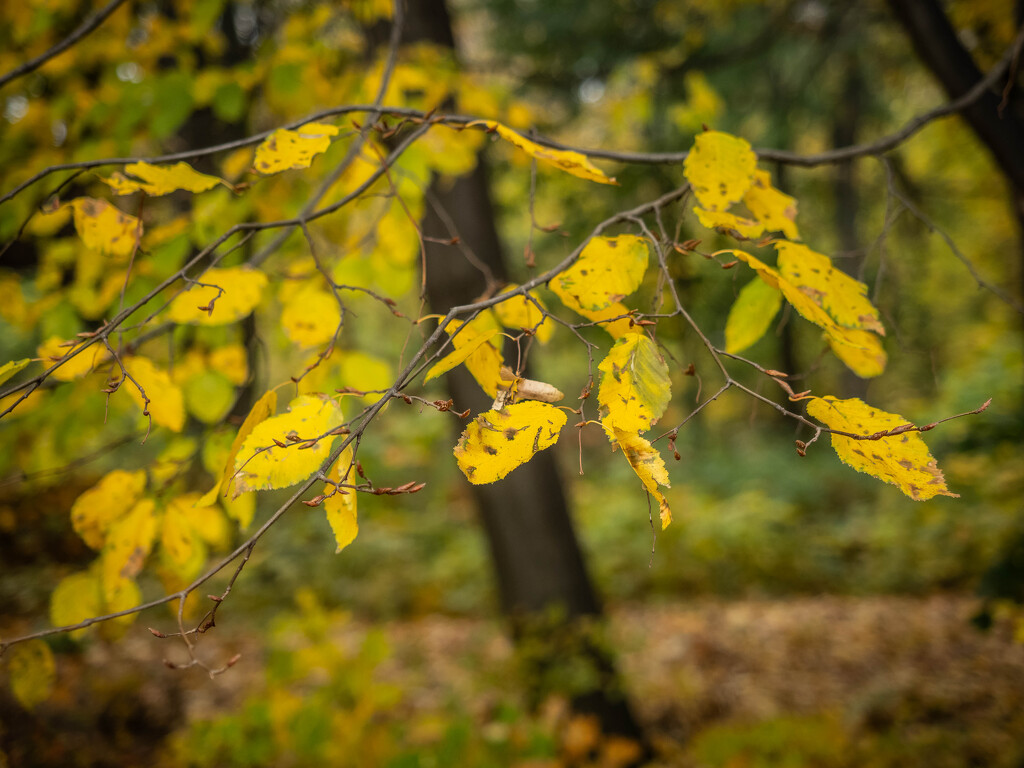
[0, 0, 132, 91]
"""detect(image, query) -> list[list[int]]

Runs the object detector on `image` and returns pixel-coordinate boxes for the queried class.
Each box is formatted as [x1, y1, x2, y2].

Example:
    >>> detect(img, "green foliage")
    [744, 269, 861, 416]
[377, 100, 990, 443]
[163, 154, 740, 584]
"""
[164, 591, 560, 768]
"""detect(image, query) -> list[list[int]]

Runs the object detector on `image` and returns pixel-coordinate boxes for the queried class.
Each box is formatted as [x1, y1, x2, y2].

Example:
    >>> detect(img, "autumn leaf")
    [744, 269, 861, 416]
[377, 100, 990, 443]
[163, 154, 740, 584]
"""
[776, 242, 884, 335]
[323, 445, 358, 553]
[103, 161, 226, 196]
[826, 329, 887, 379]
[207, 344, 249, 385]
[425, 329, 502, 382]
[36, 337, 105, 381]
[50, 570, 102, 639]
[473, 120, 617, 184]
[234, 394, 343, 493]
[281, 289, 342, 348]
[69, 198, 141, 257]
[493, 285, 554, 343]
[743, 169, 799, 240]
[553, 235, 650, 312]
[564, 301, 636, 339]
[6, 640, 55, 710]
[161, 494, 225, 581]
[611, 427, 672, 529]
[123, 356, 187, 432]
[807, 396, 957, 500]
[253, 122, 340, 175]
[454, 401, 567, 484]
[70, 469, 148, 550]
[101, 498, 158, 602]
[429, 314, 506, 397]
[200, 388, 278, 503]
[598, 332, 671, 434]
[167, 267, 268, 326]
[725, 278, 783, 354]
[0, 358, 30, 387]
[722, 249, 885, 378]
[694, 207, 764, 239]
[683, 131, 757, 211]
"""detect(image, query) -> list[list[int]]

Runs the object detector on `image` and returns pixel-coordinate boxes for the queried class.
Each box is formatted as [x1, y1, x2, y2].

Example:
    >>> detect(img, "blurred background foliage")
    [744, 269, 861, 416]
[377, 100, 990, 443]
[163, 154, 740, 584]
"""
[1, 0, 1023, 765]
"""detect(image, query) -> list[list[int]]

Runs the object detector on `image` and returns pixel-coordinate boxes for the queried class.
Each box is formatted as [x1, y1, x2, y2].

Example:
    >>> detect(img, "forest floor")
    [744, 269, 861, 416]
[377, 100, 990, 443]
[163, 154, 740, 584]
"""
[4, 594, 1024, 766]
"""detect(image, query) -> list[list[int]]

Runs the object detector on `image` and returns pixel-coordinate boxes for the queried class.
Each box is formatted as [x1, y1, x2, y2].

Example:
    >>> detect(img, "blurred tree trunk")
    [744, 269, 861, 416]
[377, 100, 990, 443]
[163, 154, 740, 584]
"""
[393, 0, 650, 759]
[888, 0, 1024, 305]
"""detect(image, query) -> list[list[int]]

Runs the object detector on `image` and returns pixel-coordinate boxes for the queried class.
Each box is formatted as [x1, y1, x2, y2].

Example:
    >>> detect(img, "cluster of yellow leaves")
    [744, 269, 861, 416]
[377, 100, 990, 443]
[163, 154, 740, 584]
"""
[60, 467, 234, 639]
[598, 333, 673, 528]
[807, 397, 957, 501]
[721, 247, 887, 377]
[684, 130, 885, 378]
[684, 131, 798, 240]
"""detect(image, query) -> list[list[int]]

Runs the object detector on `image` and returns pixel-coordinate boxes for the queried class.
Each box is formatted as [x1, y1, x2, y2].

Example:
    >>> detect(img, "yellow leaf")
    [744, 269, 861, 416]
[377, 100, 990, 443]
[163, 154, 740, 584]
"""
[160, 495, 213, 582]
[207, 344, 248, 385]
[694, 207, 764, 239]
[123, 356, 186, 432]
[0, 358, 30, 387]
[221, 491, 255, 530]
[776, 242, 884, 335]
[101, 498, 158, 602]
[69, 197, 141, 257]
[807, 396, 958, 501]
[568, 300, 636, 339]
[336, 351, 392, 405]
[454, 401, 567, 484]
[70, 469, 147, 550]
[598, 332, 671, 434]
[100, 578, 142, 639]
[161, 496, 199, 567]
[50, 570, 102, 639]
[725, 278, 783, 354]
[722, 249, 883, 376]
[7, 640, 55, 710]
[493, 285, 554, 343]
[281, 289, 342, 348]
[430, 315, 506, 397]
[201, 388, 278, 503]
[36, 336, 105, 381]
[253, 122, 340, 175]
[175, 493, 231, 549]
[103, 161, 226, 196]
[183, 369, 235, 424]
[553, 235, 650, 312]
[167, 267, 268, 326]
[324, 445, 358, 553]
[474, 120, 617, 184]
[826, 328, 887, 379]
[743, 169, 799, 240]
[234, 394, 343, 493]
[611, 428, 672, 529]
[425, 329, 501, 383]
[683, 131, 757, 211]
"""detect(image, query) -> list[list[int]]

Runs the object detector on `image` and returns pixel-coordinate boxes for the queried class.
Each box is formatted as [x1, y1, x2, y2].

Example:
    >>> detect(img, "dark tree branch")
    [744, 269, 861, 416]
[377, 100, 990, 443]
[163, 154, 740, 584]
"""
[0, 0, 132, 91]
[888, 0, 1024, 193]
